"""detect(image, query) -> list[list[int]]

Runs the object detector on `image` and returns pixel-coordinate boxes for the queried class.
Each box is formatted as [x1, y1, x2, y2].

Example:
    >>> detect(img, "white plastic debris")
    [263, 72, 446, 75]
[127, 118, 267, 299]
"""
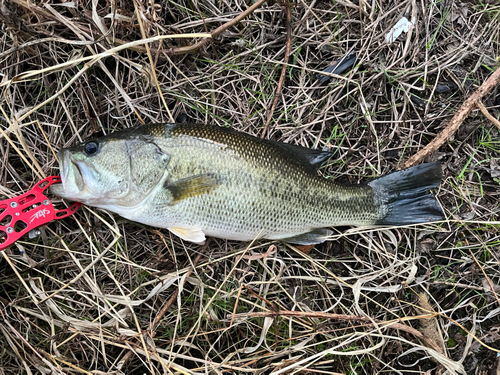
[385, 17, 414, 45]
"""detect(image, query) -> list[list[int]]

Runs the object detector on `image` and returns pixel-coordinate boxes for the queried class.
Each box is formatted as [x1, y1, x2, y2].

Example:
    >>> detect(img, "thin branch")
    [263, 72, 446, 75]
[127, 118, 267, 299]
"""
[166, 0, 268, 56]
[261, 0, 292, 139]
[403, 66, 500, 169]
[476, 100, 500, 131]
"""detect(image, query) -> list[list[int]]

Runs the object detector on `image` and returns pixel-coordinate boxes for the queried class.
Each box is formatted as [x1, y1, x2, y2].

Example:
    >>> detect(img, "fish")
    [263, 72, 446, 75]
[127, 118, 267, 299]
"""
[50, 123, 444, 245]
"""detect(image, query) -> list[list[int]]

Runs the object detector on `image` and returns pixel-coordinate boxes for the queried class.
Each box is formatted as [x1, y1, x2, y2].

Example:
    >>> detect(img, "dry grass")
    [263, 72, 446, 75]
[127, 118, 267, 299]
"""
[1, 0, 500, 374]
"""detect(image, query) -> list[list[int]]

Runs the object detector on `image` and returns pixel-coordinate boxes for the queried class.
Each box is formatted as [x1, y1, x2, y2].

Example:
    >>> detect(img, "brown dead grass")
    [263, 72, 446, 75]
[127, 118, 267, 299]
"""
[1, 0, 500, 374]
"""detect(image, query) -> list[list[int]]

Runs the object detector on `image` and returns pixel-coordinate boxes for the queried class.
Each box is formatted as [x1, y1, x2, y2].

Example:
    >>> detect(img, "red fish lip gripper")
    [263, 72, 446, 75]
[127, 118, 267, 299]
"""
[0, 176, 80, 251]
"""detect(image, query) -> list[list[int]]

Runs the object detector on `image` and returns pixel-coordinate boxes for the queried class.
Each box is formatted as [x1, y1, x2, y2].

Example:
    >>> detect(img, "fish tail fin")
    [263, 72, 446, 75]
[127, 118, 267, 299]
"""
[369, 161, 444, 225]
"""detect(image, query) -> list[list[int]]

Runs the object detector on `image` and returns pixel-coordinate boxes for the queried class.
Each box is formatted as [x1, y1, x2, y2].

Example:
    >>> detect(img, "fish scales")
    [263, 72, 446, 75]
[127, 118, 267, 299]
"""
[143, 124, 378, 239]
[51, 123, 444, 244]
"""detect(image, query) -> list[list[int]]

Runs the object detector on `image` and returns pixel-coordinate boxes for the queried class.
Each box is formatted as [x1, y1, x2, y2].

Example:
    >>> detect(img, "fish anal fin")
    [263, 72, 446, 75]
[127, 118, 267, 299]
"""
[165, 173, 222, 204]
[168, 226, 206, 244]
[277, 228, 332, 245]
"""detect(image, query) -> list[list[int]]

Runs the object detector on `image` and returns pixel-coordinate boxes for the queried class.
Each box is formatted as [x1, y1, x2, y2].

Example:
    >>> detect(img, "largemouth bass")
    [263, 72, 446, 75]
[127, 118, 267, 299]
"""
[51, 123, 444, 244]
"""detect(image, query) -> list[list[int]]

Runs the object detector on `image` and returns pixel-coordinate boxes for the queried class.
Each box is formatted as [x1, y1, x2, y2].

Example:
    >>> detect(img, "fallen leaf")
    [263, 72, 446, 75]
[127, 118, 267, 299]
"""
[293, 245, 315, 255]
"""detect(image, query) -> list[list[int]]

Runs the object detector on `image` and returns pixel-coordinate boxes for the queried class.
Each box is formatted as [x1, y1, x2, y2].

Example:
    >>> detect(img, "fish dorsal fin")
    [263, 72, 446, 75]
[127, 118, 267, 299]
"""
[165, 173, 222, 204]
[168, 226, 206, 244]
[271, 141, 333, 170]
[277, 228, 332, 245]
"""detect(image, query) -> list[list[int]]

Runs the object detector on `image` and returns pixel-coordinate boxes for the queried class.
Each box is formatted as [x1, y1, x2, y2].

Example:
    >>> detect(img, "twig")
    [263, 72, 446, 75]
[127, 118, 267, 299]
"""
[403, 67, 500, 169]
[261, 0, 292, 139]
[477, 100, 500, 130]
[166, 0, 268, 56]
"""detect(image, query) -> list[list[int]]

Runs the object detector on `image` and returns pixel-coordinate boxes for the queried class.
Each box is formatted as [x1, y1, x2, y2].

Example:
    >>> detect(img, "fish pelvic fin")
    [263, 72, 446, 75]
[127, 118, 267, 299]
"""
[168, 226, 206, 244]
[369, 161, 444, 225]
[165, 173, 223, 204]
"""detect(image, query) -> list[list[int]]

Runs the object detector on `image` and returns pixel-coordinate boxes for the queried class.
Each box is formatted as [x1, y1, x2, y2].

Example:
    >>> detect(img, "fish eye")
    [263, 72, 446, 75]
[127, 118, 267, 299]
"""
[84, 141, 99, 155]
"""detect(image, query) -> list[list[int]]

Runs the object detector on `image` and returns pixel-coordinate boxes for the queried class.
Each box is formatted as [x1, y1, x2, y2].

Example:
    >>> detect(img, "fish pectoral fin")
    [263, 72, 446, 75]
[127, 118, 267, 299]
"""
[168, 226, 206, 244]
[165, 173, 222, 204]
[278, 228, 332, 245]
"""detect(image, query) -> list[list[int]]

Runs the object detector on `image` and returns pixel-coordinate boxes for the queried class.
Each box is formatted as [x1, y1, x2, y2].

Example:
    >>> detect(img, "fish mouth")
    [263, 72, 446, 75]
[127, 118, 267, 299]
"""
[50, 150, 85, 199]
